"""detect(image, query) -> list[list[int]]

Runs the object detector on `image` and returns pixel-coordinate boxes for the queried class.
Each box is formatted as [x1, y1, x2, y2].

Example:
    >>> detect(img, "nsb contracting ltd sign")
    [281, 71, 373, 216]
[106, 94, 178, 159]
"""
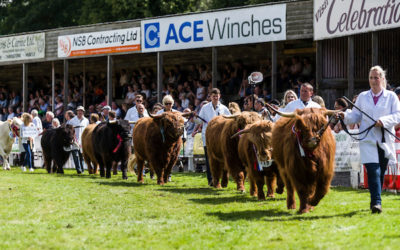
[141, 4, 286, 52]
[58, 27, 140, 58]
[0, 33, 45, 62]
[314, 0, 400, 40]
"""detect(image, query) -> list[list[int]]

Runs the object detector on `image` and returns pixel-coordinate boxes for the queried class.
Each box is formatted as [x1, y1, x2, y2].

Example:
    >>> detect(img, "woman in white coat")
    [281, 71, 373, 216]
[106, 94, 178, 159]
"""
[338, 65, 400, 213]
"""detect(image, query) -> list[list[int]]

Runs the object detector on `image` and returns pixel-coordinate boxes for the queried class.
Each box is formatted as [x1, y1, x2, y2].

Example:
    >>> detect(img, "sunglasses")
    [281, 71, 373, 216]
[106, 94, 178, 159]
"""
[136, 99, 143, 103]
[165, 103, 173, 105]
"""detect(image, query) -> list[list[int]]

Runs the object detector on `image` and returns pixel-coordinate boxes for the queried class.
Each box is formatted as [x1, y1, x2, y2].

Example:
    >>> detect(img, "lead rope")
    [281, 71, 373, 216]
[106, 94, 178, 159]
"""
[292, 125, 305, 157]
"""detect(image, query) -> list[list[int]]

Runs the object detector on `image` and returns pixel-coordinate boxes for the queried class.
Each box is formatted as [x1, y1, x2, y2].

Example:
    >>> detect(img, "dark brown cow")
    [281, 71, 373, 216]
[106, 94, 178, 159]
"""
[133, 112, 188, 185]
[82, 124, 98, 174]
[206, 112, 261, 191]
[272, 107, 336, 213]
[234, 120, 284, 200]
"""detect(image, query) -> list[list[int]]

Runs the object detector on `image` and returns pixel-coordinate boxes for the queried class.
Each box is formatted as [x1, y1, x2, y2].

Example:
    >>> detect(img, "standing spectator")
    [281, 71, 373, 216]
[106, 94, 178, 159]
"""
[337, 66, 400, 213]
[109, 111, 117, 122]
[156, 95, 178, 114]
[67, 106, 89, 174]
[281, 90, 298, 108]
[89, 113, 100, 124]
[20, 113, 35, 172]
[125, 95, 149, 131]
[52, 118, 61, 128]
[42, 111, 54, 130]
[101, 105, 111, 122]
[31, 109, 42, 134]
[193, 88, 230, 186]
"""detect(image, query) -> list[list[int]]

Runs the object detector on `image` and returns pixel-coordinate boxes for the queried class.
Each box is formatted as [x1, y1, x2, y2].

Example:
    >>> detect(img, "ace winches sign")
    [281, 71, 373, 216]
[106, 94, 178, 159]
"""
[314, 0, 400, 40]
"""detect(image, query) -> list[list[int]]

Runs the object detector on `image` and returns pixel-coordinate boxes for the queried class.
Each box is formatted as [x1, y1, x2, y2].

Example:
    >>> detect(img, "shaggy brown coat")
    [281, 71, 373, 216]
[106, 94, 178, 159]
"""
[133, 112, 185, 185]
[82, 124, 98, 174]
[237, 120, 284, 200]
[272, 108, 335, 213]
[206, 111, 261, 191]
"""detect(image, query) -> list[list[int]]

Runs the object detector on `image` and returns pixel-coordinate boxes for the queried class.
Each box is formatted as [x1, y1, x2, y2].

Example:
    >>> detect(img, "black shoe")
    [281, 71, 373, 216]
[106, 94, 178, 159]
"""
[371, 204, 382, 214]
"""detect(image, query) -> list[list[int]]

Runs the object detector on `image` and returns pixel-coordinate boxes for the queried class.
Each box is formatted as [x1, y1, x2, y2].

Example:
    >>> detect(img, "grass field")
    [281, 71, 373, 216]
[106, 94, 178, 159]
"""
[1, 168, 400, 249]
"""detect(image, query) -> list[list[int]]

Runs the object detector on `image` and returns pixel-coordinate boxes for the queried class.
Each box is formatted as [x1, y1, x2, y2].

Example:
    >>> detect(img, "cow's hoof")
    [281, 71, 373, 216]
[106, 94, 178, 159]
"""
[287, 205, 296, 210]
[267, 194, 275, 198]
[122, 176, 128, 180]
[258, 197, 266, 201]
[276, 187, 284, 194]
[238, 189, 246, 194]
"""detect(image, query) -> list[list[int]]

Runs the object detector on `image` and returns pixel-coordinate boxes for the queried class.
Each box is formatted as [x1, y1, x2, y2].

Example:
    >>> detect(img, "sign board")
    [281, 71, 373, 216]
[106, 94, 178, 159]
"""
[314, 0, 400, 40]
[58, 27, 141, 58]
[333, 129, 361, 172]
[141, 4, 286, 52]
[0, 33, 45, 62]
[21, 126, 38, 138]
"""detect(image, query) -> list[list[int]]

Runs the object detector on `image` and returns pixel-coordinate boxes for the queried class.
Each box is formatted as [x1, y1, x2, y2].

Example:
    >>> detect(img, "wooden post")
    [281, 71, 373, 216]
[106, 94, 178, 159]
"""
[51, 62, 55, 113]
[22, 63, 28, 112]
[316, 41, 323, 94]
[157, 52, 163, 103]
[348, 36, 354, 98]
[107, 55, 113, 106]
[271, 42, 277, 100]
[212, 47, 217, 88]
[372, 32, 378, 66]
[63, 60, 69, 113]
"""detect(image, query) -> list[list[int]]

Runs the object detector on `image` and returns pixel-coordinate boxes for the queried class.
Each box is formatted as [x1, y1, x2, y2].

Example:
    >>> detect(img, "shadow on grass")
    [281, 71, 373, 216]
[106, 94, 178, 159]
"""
[159, 187, 224, 195]
[188, 195, 283, 204]
[97, 181, 148, 187]
[332, 186, 399, 196]
[206, 209, 363, 221]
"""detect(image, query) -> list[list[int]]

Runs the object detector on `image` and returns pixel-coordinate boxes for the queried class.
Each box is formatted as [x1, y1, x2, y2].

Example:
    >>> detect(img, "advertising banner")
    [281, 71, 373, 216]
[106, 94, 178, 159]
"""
[0, 33, 45, 62]
[333, 129, 361, 172]
[314, 0, 400, 40]
[141, 4, 286, 52]
[58, 27, 140, 58]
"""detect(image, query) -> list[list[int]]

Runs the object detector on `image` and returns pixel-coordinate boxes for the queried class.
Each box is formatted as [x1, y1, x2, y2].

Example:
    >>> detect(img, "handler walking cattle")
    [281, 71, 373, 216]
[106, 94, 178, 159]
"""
[271, 107, 336, 213]
[0, 117, 22, 170]
[133, 111, 189, 185]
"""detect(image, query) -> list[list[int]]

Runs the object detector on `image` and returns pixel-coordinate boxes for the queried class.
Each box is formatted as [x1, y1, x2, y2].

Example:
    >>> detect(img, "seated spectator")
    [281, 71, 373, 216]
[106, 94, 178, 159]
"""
[0, 93, 8, 108]
[196, 80, 206, 101]
[101, 105, 111, 122]
[1, 107, 8, 121]
[15, 106, 22, 117]
[111, 102, 122, 118]
[125, 85, 136, 104]
[9, 91, 21, 107]
[7, 106, 16, 120]
[38, 98, 48, 115]
[180, 93, 189, 110]
[54, 96, 64, 122]
[281, 90, 298, 108]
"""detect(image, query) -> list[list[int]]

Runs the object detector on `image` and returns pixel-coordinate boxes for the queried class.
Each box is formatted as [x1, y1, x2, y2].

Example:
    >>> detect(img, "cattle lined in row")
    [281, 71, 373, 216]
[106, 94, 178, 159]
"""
[0, 107, 337, 214]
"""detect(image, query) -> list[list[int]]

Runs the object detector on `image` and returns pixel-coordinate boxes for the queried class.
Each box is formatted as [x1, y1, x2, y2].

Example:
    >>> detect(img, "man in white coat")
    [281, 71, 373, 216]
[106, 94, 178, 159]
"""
[193, 88, 230, 186]
[124, 94, 149, 132]
[274, 83, 320, 121]
[338, 66, 400, 213]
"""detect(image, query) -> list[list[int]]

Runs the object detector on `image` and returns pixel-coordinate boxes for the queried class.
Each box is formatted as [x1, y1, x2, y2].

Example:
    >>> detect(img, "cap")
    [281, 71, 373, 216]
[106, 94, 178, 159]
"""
[102, 105, 111, 110]
[256, 98, 265, 106]
[76, 106, 85, 112]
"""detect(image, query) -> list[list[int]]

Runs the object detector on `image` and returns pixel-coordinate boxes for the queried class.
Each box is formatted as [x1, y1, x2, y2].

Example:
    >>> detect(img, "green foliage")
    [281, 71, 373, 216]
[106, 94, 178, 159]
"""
[0, 168, 400, 249]
[0, 0, 293, 36]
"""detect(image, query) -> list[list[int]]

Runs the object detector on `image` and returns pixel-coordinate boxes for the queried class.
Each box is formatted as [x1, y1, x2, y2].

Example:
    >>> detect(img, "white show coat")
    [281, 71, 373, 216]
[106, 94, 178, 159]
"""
[67, 116, 89, 148]
[274, 98, 321, 121]
[196, 101, 230, 145]
[343, 89, 400, 164]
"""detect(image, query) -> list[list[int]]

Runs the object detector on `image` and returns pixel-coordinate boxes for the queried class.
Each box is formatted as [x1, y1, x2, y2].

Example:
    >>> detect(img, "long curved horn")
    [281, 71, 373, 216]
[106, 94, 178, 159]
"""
[128, 121, 136, 124]
[265, 103, 295, 118]
[182, 111, 193, 118]
[324, 109, 339, 116]
[223, 114, 240, 119]
[109, 120, 117, 124]
[231, 128, 250, 139]
[148, 113, 164, 119]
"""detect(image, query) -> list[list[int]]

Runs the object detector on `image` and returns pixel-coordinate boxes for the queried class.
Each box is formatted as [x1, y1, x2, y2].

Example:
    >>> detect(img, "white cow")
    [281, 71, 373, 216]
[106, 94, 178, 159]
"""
[0, 117, 23, 170]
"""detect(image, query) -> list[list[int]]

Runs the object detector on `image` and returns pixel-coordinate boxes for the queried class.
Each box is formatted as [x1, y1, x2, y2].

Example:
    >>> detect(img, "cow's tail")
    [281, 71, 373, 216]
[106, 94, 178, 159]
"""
[127, 154, 137, 174]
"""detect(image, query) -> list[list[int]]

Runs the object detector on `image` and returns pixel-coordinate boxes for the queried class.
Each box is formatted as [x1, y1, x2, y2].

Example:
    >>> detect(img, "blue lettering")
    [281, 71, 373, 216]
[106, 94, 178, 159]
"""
[165, 24, 179, 44]
[179, 22, 191, 43]
[193, 20, 203, 41]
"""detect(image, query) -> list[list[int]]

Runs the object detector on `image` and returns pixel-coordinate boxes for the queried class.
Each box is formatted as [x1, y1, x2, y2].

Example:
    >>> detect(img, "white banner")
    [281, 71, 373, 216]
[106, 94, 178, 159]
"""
[314, 0, 400, 40]
[58, 27, 141, 58]
[141, 4, 286, 52]
[333, 130, 361, 172]
[0, 33, 45, 62]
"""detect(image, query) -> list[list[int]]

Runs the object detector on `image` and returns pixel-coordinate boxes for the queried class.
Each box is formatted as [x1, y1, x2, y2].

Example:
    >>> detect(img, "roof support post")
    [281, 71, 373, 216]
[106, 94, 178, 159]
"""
[212, 47, 217, 88]
[348, 36, 354, 99]
[51, 62, 55, 113]
[63, 59, 69, 113]
[22, 63, 28, 112]
[107, 55, 113, 106]
[157, 52, 163, 103]
[271, 41, 277, 100]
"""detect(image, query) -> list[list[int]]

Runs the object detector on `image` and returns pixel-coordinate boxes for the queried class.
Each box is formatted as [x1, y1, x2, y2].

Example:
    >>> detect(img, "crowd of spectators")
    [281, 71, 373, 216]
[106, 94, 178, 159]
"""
[0, 56, 315, 123]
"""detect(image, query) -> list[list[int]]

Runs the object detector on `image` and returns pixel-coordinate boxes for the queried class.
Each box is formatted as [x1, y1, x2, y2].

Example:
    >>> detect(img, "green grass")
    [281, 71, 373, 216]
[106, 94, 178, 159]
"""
[1, 168, 400, 249]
